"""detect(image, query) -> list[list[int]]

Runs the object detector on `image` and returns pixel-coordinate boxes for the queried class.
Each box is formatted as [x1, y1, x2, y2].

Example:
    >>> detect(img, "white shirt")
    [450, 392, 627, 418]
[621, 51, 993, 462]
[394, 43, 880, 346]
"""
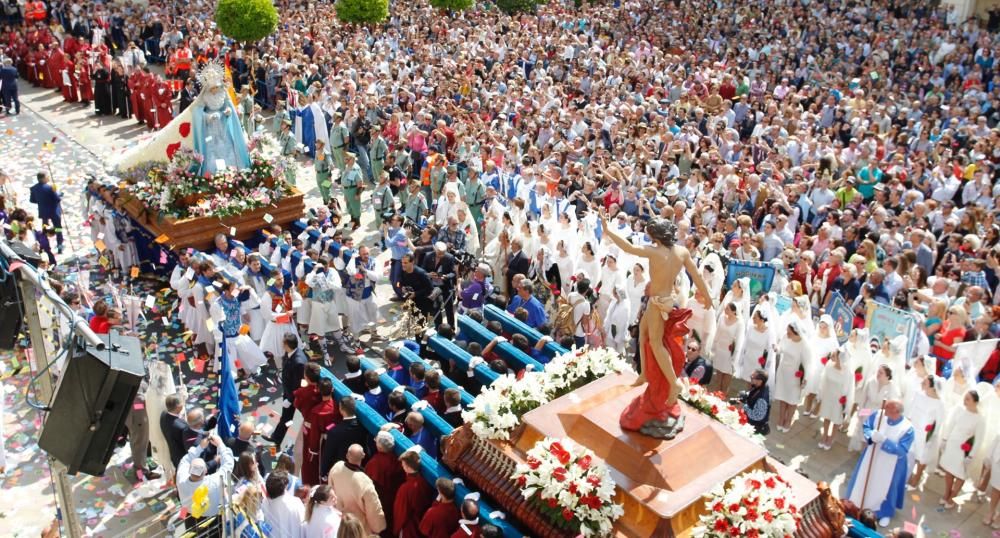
[304, 505, 342, 538]
[177, 444, 235, 519]
[262, 493, 306, 538]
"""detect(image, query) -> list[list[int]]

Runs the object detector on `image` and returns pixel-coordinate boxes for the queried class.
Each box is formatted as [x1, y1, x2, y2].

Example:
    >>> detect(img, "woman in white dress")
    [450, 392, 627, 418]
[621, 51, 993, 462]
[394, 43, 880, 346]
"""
[435, 185, 461, 226]
[849, 364, 903, 452]
[604, 286, 631, 351]
[941, 360, 973, 410]
[626, 263, 648, 322]
[981, 381, 1000, 528]
[845, 328, 875, 420]
[688, 288, 716, 362]
[774, 321, 813, 433]
[483, 230, 511, 297]
[575, 241, 601, 283]
[939, 390, 987, 509]
[906, 373, 946, 490]
[595, 252, 625, 320]
[739, 309, 777, 384]
[804, 315, 840, 417]
[554, 240, 576, 297]
[817, 347, 854, 449]
[457, 205, 481, 256]
[711, 302, 744, 396]
[719, 277, 751, 325]
[304, 484, 342, 538]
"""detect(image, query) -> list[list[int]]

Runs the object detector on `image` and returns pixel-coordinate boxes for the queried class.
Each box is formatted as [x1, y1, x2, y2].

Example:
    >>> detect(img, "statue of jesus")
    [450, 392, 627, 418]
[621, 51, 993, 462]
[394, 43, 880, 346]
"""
[599, 211, 715, 440]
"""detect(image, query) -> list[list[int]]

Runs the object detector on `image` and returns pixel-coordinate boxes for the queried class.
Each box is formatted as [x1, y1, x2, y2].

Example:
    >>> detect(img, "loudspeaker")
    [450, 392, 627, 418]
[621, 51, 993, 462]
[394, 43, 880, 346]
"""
[39, 333, 145, 476]
[0, 241, 41, 350]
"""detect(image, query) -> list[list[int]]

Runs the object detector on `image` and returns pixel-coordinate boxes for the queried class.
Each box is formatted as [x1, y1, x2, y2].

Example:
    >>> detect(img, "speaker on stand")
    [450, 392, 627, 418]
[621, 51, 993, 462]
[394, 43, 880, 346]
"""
[38, 332, 145, 476]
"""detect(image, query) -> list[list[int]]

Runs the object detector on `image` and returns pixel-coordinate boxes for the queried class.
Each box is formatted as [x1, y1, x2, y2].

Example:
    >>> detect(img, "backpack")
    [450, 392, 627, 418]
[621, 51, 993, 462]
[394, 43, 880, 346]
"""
[553, 297, 576, 339]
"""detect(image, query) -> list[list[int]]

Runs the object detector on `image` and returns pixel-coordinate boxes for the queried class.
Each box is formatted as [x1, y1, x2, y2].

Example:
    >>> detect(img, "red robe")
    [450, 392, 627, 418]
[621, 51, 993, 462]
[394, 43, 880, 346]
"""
[127, 72, 143, 123]
[61, 58, 78, 102]
[139, 73, 155, 126]
[365, 451, 404, 532]
[152, 78, 174, 129]
[302, 398, 338, 485]
[423, 389, 445, 414]
[619, 307, 691, 431]
[26, 49, 40, 85]
[393, 473, 434, 538]
[77, 60, 93, 102]
[44, 48, 64, 90]
[419, 500, 460, 538]
[63, 36, 78, 58]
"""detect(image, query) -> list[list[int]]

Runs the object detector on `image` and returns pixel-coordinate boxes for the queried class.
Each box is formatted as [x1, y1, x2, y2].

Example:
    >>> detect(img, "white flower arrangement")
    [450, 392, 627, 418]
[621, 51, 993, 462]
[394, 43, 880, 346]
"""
[544, 346, 636, 397]
[681, 378, 765, 445]
[462, 347, 634, 441]
[692, 469, 802, 538]
[462, 372, 551, 440]
[512, 437, 624, 537]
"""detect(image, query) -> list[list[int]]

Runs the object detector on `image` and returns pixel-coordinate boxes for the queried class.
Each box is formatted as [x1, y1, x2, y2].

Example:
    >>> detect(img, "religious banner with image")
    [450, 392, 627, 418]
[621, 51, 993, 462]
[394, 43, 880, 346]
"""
[865, 301, 919, 360]
[952, 339, 998, 380]
[825, 291, 854, 344]
[724, 260, 775, 302]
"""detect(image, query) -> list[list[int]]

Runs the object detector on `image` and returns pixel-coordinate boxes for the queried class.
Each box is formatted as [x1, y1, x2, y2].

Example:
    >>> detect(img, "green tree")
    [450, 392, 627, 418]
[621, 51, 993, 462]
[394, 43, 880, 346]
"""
[495, 0, 542, 14]
[430, 0, 474, 11]
[336, 0, 389, 24]
[215, 0, 279, 43]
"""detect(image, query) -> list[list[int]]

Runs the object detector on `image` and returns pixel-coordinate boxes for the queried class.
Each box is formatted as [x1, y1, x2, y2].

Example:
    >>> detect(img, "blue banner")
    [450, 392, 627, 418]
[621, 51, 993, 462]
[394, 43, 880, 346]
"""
[724, 260, 775, 302]
[825, 291, 854, 344]
[216, 338, 242, 439]
[865, 301, 918, 360]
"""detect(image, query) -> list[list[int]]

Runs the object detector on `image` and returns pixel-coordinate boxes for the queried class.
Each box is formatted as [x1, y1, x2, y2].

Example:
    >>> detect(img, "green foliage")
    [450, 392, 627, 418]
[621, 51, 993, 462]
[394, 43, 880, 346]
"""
[495, 0, 543, 14]
[215, 0, 279, 43]
[430, 0, 474, 11]
[336, 0, 389, 24]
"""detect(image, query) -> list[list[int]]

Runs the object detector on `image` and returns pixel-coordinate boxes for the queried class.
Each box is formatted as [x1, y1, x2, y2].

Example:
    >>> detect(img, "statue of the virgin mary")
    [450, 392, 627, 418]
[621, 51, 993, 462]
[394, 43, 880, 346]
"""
[191, 62, 251, 175]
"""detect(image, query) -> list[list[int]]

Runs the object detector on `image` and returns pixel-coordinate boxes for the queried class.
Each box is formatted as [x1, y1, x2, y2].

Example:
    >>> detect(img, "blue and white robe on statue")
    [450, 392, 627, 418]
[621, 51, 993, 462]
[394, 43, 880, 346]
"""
[846, 410, 914, 519]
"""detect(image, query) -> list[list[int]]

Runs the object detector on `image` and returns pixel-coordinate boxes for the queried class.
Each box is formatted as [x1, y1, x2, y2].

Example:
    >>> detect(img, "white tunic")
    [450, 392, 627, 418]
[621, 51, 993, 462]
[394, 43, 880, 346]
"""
[817, 360, 853, 425]
[939, 408, 984, 480]
[906, 392, 945, 466]
[774, 337, 811, 405]
[740, 323, 776, 383]
[711, 315, 744, 375]
[304, 505, 342, 538]
[262, 493, 306, 538]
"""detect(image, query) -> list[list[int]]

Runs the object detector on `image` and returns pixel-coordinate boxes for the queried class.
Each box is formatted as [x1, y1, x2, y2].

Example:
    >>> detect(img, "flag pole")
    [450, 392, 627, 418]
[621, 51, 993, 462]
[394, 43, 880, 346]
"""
[859, 399, 887, 510]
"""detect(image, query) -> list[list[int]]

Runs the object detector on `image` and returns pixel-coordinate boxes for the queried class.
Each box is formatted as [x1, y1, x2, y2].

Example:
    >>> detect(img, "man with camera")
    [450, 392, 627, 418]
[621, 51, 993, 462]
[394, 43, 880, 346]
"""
[734, 369, 771, 436]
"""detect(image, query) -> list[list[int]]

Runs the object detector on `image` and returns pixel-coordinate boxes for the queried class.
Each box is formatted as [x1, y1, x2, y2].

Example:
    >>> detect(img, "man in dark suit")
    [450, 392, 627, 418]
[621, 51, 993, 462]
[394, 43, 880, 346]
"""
[342, 355, 366, 395]
[159, 393, 187, 470]
[265, 333, 308, 446]
[441, 388, 464, 428]
[420, 242, 457, 325]
[178, 78, 197, 112]
[28, 172, 63, 253]
[505, 238, 530, 299]
[0, 57, 20, 115]
[319, 397, 370, 480]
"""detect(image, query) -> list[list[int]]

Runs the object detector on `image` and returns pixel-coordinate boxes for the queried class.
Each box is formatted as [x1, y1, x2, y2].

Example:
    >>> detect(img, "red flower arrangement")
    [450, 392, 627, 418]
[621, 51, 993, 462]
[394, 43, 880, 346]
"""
[854, 366, 864, 384]
[821, 356, 829, 366]
[925, 422, 935, 443]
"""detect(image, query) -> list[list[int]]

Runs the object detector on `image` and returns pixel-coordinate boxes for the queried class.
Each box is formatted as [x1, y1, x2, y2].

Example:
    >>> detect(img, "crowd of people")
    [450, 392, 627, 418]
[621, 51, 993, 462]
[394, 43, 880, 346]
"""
[7, 0, 1000, 534]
